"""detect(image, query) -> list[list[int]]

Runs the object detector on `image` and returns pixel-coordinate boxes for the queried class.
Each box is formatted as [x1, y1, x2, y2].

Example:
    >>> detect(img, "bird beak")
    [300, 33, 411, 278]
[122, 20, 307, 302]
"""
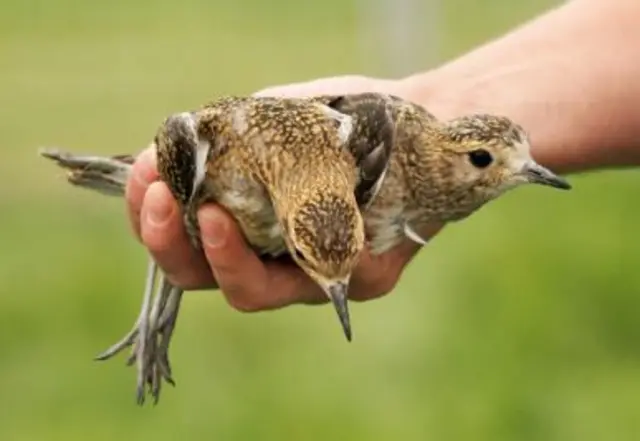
[522, 161, 571, 190]
[324, 281, 352, 342]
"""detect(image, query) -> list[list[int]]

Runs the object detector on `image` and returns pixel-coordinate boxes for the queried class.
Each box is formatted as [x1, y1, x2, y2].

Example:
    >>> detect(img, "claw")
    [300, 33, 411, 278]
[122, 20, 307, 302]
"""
[94, 327, 139, 361]
[151, 363, 162, 405]
[136, 382, 146, 406]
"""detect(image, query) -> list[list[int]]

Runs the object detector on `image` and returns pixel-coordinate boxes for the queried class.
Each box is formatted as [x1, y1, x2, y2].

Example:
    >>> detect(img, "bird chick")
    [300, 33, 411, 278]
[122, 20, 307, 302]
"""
[40, 95, 369, 404]
[156, 97, 364, 343]
[309, 93, 571, 256]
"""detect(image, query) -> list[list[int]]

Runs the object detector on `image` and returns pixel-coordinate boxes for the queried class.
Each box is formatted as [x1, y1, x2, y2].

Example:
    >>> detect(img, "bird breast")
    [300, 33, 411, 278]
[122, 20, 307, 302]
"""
[210, 174, 287, 257]
[359, 168, 427, 256]
[364, 203, 406, 255]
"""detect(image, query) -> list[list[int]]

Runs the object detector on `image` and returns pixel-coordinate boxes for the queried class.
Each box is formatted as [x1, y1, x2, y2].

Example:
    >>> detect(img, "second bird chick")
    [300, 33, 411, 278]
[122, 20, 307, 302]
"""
[309, 93, 571, 255]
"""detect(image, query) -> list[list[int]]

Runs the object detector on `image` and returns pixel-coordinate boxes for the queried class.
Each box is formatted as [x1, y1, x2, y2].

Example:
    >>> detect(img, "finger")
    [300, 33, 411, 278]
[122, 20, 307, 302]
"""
[198, 205, 322, 311]
[253, 76, 370, 98]
[125, 147, 158, 242]
[264, 259, 326, 306]
[140, 181, 215, 289]
[349, 223, 446, 301]
[253, 76, 399, 99]
[347, 248, 409, 302]
[252, 82, 312, 98]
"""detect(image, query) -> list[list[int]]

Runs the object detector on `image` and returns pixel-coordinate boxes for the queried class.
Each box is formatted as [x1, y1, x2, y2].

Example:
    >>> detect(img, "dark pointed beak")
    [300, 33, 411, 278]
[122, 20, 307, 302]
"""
[523, 162, 572, 190]
[325, 281, 352, 342]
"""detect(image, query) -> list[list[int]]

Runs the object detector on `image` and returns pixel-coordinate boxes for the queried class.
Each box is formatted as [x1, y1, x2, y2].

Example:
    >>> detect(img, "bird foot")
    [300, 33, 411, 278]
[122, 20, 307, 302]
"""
[38, 147, 134, 197]
[94, 258, 183, 405]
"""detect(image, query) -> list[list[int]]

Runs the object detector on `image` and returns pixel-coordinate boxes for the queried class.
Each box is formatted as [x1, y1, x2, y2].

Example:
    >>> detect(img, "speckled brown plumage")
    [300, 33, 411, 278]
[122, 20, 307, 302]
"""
[39, 92, 571, 406]
[309, 92, 570, 254]
[40, 95, 372, 405]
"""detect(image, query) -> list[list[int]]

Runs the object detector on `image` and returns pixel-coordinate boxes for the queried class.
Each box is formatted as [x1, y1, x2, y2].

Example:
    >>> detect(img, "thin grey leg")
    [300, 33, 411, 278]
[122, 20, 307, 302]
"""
[94, 258, 157, 361]
[155, 286, 184, 386]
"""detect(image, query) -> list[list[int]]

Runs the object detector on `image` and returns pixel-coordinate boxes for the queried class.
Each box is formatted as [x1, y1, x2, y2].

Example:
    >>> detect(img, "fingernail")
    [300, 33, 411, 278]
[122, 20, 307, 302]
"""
[145, 183, 173, 227]
[199, 206, 228, 248]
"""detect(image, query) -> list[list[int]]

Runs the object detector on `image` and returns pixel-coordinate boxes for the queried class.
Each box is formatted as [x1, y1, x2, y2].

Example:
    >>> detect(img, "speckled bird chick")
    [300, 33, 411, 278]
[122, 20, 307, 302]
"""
[309, 93, 571, 255]
[40, 96, 371, 405]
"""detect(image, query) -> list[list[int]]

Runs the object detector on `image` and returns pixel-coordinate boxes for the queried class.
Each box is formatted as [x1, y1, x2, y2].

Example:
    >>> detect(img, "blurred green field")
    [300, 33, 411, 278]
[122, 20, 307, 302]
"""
[1, 0, 639, 439]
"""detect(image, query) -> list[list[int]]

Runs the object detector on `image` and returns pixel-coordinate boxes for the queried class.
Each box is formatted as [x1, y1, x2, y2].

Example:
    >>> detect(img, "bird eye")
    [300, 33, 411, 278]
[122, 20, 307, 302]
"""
[468, 149, 493, 168]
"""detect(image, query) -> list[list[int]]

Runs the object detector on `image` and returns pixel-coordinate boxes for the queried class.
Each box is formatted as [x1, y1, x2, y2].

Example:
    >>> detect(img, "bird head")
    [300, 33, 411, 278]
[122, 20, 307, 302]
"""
[283, 192, 365, 341]
[434, 114, 571, 218]
[153, 111, 204, 208]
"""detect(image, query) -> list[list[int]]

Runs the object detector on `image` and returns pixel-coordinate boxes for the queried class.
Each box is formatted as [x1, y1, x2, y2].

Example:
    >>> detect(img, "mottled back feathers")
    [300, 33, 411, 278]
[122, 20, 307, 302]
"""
[311, 92, 398, 209]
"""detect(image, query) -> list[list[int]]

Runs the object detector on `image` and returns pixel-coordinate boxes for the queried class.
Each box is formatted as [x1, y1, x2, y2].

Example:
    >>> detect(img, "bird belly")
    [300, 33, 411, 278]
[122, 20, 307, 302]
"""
[213, 179, 286, 257]
[360, 168, 410, 255]
[364, 203, 406, 255]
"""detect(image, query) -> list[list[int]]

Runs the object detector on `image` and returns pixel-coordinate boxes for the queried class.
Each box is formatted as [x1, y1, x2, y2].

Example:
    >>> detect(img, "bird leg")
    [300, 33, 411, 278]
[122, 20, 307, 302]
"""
[155, 285, 184, 384]
[131, 275, 181, 404]
[94, 256, 182, 405]
[134, 280, 183, 405]
[39, 147, 188, 404]
[38, 147, 133, 197]
[94, 258, 157, 361]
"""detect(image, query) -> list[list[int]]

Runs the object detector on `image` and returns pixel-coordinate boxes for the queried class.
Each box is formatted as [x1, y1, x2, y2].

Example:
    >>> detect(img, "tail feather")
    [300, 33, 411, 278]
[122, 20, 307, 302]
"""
[39, 147, 135, 197]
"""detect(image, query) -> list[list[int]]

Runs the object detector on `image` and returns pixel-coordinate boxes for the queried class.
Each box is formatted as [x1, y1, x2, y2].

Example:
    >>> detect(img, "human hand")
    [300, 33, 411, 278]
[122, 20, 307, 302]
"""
[125, 75, 445, 312]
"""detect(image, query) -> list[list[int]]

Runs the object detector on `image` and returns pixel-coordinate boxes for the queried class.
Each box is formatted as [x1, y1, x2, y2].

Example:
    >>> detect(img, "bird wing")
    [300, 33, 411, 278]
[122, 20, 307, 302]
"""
[311, 93, 395, 210]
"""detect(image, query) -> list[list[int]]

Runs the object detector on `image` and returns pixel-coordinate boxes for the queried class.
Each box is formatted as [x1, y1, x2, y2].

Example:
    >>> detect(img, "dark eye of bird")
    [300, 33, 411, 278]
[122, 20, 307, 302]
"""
[468, 149, 493, 168]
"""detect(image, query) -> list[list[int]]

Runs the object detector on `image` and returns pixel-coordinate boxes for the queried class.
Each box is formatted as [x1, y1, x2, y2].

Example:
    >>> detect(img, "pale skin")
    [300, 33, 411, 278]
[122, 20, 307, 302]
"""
[126, 0, 640, 312]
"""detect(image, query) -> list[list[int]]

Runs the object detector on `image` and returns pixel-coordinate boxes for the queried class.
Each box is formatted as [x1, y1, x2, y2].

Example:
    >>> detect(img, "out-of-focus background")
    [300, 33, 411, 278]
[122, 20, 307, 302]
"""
[2, 0, 639, 439]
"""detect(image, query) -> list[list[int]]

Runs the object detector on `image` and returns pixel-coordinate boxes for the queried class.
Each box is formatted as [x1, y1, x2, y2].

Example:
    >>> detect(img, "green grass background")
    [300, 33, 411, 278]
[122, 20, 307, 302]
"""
[1, 0, 639, 439]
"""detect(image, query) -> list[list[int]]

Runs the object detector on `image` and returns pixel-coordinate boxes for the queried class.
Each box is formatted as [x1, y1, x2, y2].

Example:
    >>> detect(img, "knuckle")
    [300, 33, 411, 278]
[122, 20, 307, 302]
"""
[163, 267, 208, 291]
[161, 255, 216, 291]
[141, 227, 172, 254]
[373, 275, 399, 298]
[350, 271, 398, 302]
[133, 147, 157, 174]
[163, 273, 187, 290]
[163, 269, 196, 291]
[224, 294, 263, 313]
[220, 280, 273, 313]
